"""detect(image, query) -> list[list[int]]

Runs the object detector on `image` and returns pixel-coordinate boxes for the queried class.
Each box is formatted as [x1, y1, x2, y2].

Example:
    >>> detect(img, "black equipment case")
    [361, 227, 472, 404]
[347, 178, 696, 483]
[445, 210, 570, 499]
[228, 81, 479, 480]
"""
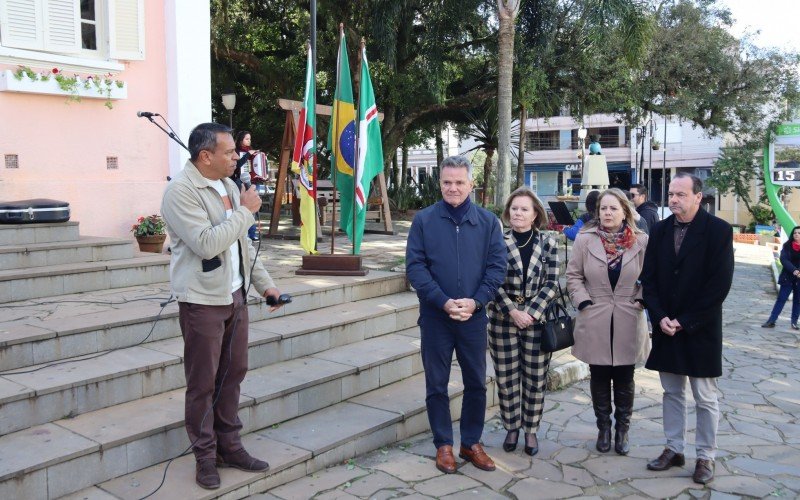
[0, 199, 71, 224]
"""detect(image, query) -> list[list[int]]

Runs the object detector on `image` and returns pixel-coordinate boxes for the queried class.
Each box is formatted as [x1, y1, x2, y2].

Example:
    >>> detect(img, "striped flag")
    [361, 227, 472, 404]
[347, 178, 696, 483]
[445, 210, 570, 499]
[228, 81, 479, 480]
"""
[290, 44, 317, 254]
[348, 45, 384, 253]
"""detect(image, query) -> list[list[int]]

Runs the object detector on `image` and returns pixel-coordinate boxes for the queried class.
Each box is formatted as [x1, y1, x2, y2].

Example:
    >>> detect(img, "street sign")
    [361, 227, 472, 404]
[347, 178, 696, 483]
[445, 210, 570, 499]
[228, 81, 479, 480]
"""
[769, 123, 800, 187]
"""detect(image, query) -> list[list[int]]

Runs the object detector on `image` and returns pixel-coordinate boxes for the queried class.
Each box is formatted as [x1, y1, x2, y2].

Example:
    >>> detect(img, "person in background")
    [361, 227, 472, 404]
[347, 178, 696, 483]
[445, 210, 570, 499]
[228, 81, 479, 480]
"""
[233, 131, 263, 241]
[563, 190, 600, 241]
[406, 155, 506, 474]
[566, 188, 649, 456]
[629, 184, 660, 233]
[762, 225, 800, 330]
[624, 190, 650, 233]
[488, 187, 559, 456]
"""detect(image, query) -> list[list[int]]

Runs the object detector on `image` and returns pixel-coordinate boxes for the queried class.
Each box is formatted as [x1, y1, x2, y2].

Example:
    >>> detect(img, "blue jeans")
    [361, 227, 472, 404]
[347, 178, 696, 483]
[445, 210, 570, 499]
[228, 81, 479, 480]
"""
[767, 279, 800, 324]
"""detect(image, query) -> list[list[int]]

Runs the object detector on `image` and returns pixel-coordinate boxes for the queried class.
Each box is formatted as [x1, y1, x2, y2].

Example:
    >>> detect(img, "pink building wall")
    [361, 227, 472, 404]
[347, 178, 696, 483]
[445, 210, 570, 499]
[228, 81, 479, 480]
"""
[0, 7, 169, 239]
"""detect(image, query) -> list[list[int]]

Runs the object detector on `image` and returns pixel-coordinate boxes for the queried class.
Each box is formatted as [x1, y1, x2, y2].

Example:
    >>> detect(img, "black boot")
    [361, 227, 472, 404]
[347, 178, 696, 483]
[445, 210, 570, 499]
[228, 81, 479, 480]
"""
[590, 376, 612, 453]
[613, 379, 635, 455]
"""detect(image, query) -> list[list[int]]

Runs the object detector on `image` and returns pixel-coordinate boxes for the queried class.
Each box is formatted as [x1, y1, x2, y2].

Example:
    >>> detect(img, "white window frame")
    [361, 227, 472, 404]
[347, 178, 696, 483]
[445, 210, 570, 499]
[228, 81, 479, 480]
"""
[78, 0, 107, 59]
[0, 0, 142, 73]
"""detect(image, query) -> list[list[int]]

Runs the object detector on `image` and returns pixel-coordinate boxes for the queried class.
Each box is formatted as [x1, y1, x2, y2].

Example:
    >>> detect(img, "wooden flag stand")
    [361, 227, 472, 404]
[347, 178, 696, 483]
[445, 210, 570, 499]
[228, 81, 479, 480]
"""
[270, 98, 393, 276]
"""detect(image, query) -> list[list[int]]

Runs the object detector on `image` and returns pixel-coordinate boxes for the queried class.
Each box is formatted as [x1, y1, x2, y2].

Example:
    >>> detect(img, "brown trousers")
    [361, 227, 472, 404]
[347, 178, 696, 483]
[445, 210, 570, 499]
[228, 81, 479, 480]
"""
[179, 288, 249, 461]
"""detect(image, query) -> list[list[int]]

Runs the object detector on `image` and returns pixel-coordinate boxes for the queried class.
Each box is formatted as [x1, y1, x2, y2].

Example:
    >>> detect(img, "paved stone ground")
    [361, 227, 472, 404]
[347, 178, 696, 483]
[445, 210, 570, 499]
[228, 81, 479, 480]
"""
[244, 242, 800, 499]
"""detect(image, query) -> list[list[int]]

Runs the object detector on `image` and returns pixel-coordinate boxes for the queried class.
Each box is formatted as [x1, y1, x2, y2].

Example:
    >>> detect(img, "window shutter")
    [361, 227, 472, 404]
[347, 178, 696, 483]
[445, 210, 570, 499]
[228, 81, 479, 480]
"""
[42, 0, 80, 53]
[0, 0, 45, 50]
[108, 0, 144, 60]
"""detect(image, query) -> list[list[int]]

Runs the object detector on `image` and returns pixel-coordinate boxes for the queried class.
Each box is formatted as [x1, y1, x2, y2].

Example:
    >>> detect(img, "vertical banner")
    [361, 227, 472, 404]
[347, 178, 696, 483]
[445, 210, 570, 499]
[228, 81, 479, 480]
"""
[290, 45, 317, 254]
[351, 45, 384, 253]
[328, 27, 357, 244]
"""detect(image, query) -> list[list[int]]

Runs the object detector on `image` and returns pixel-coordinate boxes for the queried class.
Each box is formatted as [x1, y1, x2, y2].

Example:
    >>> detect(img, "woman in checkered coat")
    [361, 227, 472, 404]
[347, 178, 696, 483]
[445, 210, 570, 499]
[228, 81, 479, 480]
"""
[566, 188, 649, 456]
[487, 187, 560, 456]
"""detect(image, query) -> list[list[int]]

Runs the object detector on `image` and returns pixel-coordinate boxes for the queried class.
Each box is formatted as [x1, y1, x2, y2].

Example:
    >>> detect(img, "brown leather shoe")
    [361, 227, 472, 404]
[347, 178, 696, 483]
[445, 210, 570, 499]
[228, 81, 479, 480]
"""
[196, 459, 220, 489]
[693, 458, 715, 484]
[646, 448, 686, 471]
[459, 443, 496, 471]
[436, 445, 457, 474]
[216, 449, 270, 472]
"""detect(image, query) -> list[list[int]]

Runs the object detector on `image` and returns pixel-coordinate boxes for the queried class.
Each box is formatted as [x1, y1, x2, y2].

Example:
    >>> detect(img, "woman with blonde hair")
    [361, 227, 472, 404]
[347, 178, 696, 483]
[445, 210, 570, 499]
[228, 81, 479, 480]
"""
[488, 186, 560, 456]
[566, 188, 649, 455]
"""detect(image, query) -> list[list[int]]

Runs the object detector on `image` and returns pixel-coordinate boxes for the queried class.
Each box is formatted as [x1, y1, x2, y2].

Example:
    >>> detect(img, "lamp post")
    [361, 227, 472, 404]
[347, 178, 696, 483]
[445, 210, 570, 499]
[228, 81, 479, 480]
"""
[221, 93, 236, 128]
[578, 126, 587, 176]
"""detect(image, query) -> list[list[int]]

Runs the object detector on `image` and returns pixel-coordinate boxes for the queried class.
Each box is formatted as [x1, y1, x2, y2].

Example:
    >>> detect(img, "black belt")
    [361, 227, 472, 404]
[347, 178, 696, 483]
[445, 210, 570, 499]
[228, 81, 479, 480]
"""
[507, 294, 530, 304]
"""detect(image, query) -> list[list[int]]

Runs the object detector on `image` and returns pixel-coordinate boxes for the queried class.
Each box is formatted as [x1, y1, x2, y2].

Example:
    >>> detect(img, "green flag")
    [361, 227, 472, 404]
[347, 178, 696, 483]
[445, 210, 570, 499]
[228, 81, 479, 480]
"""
[327, 27, 356, 238]
[348, 45, 384, 253]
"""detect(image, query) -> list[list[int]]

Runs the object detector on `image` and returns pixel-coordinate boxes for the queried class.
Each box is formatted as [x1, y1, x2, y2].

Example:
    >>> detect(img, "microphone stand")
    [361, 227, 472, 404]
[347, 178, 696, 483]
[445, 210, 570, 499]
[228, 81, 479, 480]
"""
[140, 114, 189, 152]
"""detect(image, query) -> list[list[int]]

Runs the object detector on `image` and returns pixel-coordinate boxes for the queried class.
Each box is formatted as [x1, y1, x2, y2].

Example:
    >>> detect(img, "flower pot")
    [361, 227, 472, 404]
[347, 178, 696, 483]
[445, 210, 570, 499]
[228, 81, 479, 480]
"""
[136, 234, 166, 253]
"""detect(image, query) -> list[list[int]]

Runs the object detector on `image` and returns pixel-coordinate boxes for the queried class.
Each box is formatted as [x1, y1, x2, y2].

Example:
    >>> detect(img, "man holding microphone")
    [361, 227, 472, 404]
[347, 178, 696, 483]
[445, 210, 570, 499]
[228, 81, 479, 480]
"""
[161, 123, 285, 490]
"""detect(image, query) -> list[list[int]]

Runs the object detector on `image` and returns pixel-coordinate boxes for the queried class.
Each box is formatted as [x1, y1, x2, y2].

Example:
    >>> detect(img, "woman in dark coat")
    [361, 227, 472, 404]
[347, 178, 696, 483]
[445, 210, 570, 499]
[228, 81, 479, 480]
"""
[233, 131, 261, 241]
[762, 226, 800, 329]
[488, 187, 560, 456]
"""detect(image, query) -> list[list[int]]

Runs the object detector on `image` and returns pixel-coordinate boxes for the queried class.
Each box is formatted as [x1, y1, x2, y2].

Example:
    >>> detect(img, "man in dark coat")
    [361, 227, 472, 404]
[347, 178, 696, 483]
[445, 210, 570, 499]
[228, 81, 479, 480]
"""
[640, 173, 734, 486]
[406, 155, 506, 474]
[630, 183, 660, 234]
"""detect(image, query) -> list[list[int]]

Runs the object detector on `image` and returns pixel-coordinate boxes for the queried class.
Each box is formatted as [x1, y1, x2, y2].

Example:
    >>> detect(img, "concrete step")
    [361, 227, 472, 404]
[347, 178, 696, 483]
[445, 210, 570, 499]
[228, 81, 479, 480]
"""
[94, 368, 492, 500]
[0, 330, 431, 499]
[0, 236, 135, 270]
[0, 293, 419, 435]
[0, 253, 170, 302]
[0, 221, 80, 246]
[0, 271, 408, 371]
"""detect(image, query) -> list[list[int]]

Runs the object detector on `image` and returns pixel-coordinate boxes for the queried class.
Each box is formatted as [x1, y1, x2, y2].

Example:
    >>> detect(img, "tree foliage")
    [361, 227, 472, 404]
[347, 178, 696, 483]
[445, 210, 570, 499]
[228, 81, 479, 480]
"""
[208, 0, 800, 205]
[210, 0, 497, 180]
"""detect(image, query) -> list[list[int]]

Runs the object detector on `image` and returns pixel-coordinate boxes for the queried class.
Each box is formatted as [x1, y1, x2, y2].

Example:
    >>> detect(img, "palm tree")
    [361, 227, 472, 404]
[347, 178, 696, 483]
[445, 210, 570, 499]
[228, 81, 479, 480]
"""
[458, 103, 499, 207]
[495, 0, 522, 207]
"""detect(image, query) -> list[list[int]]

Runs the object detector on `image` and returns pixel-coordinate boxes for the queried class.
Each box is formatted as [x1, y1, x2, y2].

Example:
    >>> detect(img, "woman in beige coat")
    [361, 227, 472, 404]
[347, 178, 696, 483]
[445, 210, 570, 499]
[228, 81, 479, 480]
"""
[566, 188, 649, 456]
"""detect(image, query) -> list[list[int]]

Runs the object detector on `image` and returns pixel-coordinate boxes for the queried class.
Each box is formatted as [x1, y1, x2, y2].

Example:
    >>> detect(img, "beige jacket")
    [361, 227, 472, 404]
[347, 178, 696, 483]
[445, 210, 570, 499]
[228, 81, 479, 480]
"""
[566, 227, 649, 366]
[161, 160, 275, 305]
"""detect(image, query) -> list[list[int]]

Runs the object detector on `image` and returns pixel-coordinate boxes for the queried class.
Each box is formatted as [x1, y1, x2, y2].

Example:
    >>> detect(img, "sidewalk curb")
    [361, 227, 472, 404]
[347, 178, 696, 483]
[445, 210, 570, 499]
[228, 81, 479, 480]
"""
[547, 356, 589, 391]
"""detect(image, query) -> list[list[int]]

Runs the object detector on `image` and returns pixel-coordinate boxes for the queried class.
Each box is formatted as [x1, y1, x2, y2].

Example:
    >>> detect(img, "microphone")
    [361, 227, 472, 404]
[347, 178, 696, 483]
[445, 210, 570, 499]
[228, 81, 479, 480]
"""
[266, 294, 292, 306]
[137, 111, 159, 118]
[240, 170, 252, 189]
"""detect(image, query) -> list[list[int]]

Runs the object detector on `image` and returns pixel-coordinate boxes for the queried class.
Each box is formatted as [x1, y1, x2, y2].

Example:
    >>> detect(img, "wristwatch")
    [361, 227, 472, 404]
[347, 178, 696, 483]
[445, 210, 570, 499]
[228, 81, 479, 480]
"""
[473, 299, 484, 312]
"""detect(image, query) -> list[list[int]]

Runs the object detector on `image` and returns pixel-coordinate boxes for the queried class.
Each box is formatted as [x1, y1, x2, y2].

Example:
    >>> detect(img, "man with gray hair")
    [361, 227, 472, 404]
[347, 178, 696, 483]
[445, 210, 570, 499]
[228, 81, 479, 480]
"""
[641, 172, 733, 485]
[406, 155, 506, 474]
[162, 123, 286, 489]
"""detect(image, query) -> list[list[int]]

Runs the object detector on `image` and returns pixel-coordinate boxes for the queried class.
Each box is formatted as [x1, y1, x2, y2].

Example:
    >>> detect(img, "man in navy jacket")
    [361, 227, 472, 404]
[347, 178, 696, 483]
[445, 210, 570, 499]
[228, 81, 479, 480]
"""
[406, 156, 506, 474]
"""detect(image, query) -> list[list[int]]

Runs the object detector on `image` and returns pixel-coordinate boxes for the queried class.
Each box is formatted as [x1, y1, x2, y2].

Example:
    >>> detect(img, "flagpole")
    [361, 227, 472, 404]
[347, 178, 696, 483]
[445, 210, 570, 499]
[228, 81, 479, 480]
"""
[330, 24, 344, 255]
[310, 0, 318, 252]
[353, 39, 365, 256]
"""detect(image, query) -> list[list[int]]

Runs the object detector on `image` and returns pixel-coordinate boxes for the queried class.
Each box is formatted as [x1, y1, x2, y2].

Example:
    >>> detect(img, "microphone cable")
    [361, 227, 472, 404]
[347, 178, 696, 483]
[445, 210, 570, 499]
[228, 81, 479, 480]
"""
[0, 295, 175, 376]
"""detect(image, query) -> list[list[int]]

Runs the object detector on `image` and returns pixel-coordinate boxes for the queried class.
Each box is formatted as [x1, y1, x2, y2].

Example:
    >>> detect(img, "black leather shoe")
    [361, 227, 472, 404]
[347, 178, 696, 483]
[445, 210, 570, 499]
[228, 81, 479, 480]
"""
[614, 429, 629, 455]
[792, 323, 799, 330]
[596, 427, 612, 453]
[693, 458, 714, 484]
[762, 321, 776, 328]
[503, 429, 519, 452]
[524, 433, 539, 456]
[647, 448, 686, 471]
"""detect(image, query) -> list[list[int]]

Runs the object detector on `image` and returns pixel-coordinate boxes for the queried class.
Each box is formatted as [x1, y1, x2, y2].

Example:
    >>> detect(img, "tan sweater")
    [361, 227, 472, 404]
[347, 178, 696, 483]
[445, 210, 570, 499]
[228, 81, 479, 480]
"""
[161, 160, 275, 305]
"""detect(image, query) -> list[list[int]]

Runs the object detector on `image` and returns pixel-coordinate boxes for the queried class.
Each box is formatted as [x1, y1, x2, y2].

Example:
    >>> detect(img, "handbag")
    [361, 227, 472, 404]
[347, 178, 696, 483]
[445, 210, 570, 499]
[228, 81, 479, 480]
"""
[539, 282, 575, 353]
